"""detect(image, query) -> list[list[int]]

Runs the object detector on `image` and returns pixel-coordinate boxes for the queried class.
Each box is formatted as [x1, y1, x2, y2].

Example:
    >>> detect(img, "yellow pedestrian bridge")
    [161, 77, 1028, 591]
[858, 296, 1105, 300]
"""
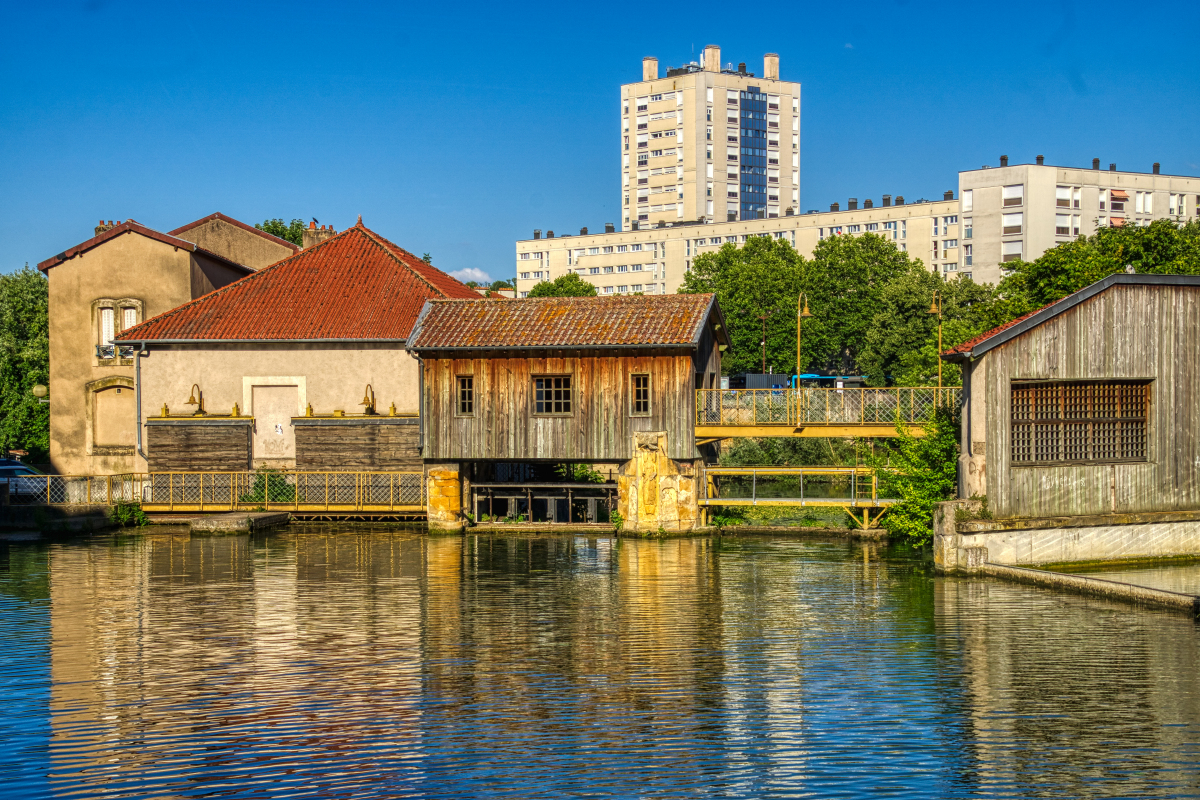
[695, 387, 961, 441]
[701, 466, 894, 529]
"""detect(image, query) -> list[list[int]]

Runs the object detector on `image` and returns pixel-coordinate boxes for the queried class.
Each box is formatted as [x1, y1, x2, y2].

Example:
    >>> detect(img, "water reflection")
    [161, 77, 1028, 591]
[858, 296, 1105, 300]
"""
[0, 530, 1193, 798]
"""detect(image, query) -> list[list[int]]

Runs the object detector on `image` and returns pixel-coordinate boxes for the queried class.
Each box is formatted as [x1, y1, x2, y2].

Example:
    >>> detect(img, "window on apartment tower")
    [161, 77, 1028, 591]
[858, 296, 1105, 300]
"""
[1056, 186, 1071, 207]
[1010, 380, 1150, 465]
[631, 374, 651, 416]
[1002, 240, 1023, 262]
[1002, 185, 1024, 207]
[457, 376, 474, 416]
[1002, 212, 1023, 235]
[533, 376, 572, 415]
[962, 189, 973, 212]
[1056, 214, 1071, 236]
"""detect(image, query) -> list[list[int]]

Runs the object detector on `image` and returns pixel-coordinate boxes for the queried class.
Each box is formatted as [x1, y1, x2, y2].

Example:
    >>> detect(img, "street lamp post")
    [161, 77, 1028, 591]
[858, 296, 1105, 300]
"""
[796, 293, 814, 385]
[928, 290, 943, 389]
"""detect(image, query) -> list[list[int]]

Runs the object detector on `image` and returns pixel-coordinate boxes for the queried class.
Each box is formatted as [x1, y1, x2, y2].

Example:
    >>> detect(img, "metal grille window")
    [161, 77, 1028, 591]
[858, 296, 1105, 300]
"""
[457, 376, 473, 416]
[631, 374, 650, 416]
[534, 376, 572, 415]
[1011, 381, 1150, 465]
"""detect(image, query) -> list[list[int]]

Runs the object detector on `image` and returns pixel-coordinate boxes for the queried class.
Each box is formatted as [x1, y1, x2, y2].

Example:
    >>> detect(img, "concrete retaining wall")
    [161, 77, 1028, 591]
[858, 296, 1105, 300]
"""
[935, 501, 1200, 571]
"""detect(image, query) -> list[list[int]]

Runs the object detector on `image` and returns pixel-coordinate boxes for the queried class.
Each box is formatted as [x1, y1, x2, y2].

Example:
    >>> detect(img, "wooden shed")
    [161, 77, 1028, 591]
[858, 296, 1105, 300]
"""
[407, 294, 728, 465]
[943, 273, 1200, 519]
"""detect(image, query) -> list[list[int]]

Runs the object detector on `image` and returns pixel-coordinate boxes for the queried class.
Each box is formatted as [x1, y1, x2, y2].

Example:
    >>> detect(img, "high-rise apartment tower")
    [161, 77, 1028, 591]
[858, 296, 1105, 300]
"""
[621, 45, 801, 229]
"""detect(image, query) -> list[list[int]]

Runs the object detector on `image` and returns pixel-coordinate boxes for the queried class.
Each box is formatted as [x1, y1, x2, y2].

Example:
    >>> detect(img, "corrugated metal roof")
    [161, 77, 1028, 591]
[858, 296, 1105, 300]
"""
[117, 222, 480, 342]
[408, 294, 720, 350]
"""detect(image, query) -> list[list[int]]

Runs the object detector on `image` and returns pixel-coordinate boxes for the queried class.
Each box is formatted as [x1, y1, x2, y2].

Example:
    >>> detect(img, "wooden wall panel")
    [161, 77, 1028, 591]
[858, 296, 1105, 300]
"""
[423, 353, 710, 462]
[146, 422, 251, 472]
[985, 284, 1200, 518]
[295, 421, 421, 471]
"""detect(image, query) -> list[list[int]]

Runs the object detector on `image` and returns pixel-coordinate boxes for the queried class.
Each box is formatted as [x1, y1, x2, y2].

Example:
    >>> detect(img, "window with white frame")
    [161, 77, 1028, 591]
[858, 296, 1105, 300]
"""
[1002, 241, 1023, 262]
[1002, 212, 1023, 235]
[520, 253, 530, 260]
[962, 189, 973, 212]
[1002, 185, 1024, 207]
[1056, 214, 1071, 235]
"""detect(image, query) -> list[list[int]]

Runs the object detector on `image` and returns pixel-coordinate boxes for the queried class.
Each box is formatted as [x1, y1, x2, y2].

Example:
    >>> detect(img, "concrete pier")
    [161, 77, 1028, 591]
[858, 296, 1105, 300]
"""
[190, 512, 291, 534]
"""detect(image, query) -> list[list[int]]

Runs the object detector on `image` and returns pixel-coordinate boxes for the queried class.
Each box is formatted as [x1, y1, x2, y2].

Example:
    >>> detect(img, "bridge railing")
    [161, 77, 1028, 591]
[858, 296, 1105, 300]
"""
[696, 387, 962, 428]
[2, 471, 426, 512]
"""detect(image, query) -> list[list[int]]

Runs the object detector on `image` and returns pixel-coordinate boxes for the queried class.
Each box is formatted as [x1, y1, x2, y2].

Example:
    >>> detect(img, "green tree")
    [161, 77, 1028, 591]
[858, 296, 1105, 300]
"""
[998, 218, 1200, 314]
[868, 406, 960, 545]
[679, 236, 805, 375]
[0, 267, 50, 461]
[859, 271, 1007, 387]
[255, 218, 305, 246]
[490, 279, 514, 291]
[799, 233, 924, 376]
[422, 253, 433, 264]
[527, 273, 598, 297]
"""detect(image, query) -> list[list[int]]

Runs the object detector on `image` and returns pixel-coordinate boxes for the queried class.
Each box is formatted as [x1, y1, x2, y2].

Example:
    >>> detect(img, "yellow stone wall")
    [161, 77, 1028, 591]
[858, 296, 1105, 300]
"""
[426, 464, 463, 531]
[617, 432, 700, 533]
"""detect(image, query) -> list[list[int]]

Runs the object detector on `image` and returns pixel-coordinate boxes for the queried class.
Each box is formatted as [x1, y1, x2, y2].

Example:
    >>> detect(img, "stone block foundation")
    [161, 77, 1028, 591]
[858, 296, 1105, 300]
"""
[617, 432, 700, 534]
[426, 463, 463, 532]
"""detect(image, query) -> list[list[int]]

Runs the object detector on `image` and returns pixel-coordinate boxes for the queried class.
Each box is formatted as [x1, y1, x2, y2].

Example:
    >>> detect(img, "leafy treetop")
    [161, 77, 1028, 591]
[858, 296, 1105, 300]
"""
[255, 219, 305, 246]
[527, 273, 598, 297]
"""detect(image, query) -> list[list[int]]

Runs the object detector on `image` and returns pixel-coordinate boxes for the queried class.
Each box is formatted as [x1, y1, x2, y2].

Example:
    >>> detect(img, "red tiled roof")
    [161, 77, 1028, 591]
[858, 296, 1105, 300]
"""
[408, 294, 722, 350]
[941, 306, 1048, 356]
[117, 222, 480, 342]
[37, 220, 255, 274]
[169, 212, 301, 253]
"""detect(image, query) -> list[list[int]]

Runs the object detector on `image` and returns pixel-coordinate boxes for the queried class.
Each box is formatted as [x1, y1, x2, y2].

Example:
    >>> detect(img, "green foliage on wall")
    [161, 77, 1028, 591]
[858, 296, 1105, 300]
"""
[255, 218, 306, 246]
[0, 267, 50, 461]
[527, 273, 598, 297]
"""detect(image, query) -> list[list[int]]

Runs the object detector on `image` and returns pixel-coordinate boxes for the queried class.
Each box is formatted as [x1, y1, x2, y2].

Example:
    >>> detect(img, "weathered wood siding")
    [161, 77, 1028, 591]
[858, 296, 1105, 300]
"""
[294, 419, 421, 471]
[423, 353, 703, 461]
[984, 283, 1200, 518]
[146, 420, 252, 472]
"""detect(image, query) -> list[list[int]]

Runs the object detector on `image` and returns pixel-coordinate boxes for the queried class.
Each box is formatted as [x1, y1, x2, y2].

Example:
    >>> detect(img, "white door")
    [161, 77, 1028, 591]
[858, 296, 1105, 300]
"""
[252, 385, 298, 469]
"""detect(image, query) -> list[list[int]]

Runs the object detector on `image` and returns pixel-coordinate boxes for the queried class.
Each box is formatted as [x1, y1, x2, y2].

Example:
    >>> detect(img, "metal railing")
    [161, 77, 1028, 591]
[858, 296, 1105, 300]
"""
[700, 466, 892, 507]
[95, 344, 136, 360]
[696, 387, 962, 428]
[2, 472, 426, 513]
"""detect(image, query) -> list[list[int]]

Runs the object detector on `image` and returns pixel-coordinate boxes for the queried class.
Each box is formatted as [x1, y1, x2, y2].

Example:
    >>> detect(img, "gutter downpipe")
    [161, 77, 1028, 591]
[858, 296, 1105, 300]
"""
[135, 342, 149, 463]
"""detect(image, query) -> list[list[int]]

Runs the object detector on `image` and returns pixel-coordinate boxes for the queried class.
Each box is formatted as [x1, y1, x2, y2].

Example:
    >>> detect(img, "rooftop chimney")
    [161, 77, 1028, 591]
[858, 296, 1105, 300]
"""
[1153, 162, 1161, 174]
[785, 207, 794, 216]
[533, 229, 541, 240]
[847, 198, 858, 210]
[702, 45, 720, 73]
[1093, 158, 1100, 170]
[738, 62, 747, 74]
[1000, 155, 1009, 167]
[95, 219, 116, 236]
[547, 230, 554, 238]
[882, 194, 892, 207]
[302, 221, 336, 249]
[605, 222, 615, 233]
[642, 57, 658, 81]
[1036, 154, 1044, 165]
[764, 53, 779, 80]
[863, 199, 873, 209]
[895, 196, 905, 205]
[944, 190, 954, 201]
[580, 227, 588, 235]
[830, 202, 840, 212]
[1109, 163, 1116, 172]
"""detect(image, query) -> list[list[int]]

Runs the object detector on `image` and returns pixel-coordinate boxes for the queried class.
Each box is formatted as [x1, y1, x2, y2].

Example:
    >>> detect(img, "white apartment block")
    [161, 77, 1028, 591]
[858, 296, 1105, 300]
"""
[514, 195, 958, 298]
[621, 45, 801, 230]
[958, 156, 1200, 285]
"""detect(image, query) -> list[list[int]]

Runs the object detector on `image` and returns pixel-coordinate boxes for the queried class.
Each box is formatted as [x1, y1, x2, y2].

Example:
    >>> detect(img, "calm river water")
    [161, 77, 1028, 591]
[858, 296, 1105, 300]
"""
[1, 528, 1199, 799]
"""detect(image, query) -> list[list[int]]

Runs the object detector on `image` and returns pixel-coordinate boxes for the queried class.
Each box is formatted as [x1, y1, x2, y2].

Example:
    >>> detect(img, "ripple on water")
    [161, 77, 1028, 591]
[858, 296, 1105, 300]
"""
[0, 529, 1197, 799]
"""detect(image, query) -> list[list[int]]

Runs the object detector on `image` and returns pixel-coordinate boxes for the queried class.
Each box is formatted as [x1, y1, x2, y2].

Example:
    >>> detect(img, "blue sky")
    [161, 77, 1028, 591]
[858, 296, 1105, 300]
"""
[2, 0, 1198, 283]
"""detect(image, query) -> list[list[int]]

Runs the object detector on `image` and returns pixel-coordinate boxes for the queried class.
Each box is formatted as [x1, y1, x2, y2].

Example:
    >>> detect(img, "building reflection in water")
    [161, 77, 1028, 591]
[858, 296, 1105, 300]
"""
[39, 531, 1200, 797]
[935, 578, 1200, 797]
